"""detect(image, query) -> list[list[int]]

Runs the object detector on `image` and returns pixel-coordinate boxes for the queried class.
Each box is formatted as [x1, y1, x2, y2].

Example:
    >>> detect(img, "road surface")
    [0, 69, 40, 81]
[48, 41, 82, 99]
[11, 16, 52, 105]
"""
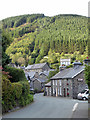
[3, 93, 88, 118]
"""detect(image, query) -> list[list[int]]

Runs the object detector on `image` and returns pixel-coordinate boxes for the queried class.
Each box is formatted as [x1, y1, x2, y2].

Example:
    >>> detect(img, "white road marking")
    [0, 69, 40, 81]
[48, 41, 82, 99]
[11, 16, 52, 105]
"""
[72, 103, 78, 112]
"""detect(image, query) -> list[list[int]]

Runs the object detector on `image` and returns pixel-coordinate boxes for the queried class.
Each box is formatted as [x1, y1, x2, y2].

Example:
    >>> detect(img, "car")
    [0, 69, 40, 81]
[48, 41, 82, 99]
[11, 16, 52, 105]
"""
[77, 89, 89, 100]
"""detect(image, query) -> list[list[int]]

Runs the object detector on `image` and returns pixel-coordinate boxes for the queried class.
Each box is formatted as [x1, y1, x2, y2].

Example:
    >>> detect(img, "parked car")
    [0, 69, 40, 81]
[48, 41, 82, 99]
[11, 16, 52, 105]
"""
[77, 89, 89, 100]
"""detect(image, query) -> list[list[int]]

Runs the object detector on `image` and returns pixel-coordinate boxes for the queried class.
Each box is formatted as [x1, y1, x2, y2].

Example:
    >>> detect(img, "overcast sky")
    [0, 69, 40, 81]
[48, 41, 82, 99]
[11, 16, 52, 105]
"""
[0, 0, 89, 20]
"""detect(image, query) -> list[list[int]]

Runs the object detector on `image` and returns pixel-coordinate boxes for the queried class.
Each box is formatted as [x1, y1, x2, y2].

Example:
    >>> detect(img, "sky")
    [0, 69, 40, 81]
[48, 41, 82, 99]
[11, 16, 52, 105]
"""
[0, 0, 89, 20]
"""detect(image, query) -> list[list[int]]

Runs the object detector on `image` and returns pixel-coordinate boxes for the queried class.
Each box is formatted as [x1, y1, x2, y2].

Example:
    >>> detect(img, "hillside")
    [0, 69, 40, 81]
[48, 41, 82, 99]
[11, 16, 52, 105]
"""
[2, 14, 88, 67]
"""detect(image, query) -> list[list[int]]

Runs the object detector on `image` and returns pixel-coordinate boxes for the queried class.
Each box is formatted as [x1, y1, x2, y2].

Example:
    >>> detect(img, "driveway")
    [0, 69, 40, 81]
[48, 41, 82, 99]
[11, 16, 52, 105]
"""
[3, 93, 88, 118]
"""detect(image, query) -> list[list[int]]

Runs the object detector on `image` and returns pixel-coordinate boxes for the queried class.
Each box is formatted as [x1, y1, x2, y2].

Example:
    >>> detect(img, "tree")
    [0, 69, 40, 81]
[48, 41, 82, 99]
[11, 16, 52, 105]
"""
[2, 30, 12, 68]
[17, 57, 25, 66]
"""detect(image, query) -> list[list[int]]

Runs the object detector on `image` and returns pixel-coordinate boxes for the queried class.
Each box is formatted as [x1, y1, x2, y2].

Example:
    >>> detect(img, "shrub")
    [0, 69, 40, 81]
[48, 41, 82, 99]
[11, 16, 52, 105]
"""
[66, 64, 73, 68]
[2, 74, 14, 113]
[4, 66, 27, 82]
[2, 74, 33, 113]
[34, 88, 39, 93]
[30, 91, 35, 95]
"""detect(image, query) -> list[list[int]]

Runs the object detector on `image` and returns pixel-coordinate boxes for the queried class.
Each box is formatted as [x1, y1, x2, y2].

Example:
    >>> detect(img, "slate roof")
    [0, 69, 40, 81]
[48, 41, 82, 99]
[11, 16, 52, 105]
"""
[39, 71, 49, 76]
[51, 66, 85, 80]
[33, 77, 47, 83]
[72, 62, 82, 65]
[39, 69, 55, 76]
[60, 58, 71, 62]
[25, 71, 36, 79]
[45, 81, 51, 87]
[25, 63, 47, 70]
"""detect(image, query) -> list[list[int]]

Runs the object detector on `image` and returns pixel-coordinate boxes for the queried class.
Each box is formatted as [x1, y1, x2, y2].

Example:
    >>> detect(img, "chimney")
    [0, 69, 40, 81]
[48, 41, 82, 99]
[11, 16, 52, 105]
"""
[34, 72, 39, 78]
[72, 62, 82, 69]
[59, 65, 66, 71]
[83, 59, 90, 65]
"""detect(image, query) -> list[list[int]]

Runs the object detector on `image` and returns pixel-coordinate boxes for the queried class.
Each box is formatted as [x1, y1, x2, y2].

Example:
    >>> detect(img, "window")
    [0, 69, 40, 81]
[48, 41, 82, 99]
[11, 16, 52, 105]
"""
[53, 80, 54, 85]
[59, 80, 61, 86]
[53, 86, 55, 94]
[86, 91, 89, 94]
[60, 87, 62, 95]
[81, 90, 87, 93]
[56, 80, 57, 85]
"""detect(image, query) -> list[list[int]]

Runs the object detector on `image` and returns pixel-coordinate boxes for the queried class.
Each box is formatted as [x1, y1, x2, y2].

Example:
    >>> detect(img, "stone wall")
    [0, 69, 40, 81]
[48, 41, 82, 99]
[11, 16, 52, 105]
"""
[39, 74, 48, 81]
[72, 71, 87, 98]
[51, 79, 73, 98]
[33, 80, 42, 91]
[42, 64, 50, 71]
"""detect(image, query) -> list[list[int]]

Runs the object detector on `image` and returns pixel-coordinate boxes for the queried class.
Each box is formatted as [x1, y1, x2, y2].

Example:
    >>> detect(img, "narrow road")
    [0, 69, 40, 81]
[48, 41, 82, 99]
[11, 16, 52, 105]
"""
[3, 93, 88, 118]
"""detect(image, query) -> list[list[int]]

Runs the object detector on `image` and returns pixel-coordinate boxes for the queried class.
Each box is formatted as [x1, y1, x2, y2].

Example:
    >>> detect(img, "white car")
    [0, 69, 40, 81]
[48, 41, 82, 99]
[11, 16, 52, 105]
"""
[77, 89, 89, 100]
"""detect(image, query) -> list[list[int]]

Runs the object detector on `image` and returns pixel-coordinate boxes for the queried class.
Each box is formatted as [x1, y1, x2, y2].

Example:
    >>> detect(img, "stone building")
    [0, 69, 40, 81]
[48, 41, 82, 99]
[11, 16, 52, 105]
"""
[25, 62, 50, 73]
[31, 72, 48, 91]
[50, 62, 88, 99]
[25, 69, 54, 91]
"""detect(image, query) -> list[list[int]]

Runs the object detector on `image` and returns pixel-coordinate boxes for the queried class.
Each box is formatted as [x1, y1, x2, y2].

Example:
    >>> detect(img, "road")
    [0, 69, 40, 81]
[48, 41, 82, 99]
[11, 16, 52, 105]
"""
[2, 93, 88, 118]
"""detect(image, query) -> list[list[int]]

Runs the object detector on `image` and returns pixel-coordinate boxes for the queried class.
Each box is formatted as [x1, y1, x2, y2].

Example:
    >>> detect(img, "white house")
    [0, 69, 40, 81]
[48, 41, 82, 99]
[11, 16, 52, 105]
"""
[60, 58, 71, 66]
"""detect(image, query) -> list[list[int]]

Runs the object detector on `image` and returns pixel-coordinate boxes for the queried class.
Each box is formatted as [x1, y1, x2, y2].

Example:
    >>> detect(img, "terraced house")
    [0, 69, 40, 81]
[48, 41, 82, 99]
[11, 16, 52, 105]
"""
[49, 62, 88, 99]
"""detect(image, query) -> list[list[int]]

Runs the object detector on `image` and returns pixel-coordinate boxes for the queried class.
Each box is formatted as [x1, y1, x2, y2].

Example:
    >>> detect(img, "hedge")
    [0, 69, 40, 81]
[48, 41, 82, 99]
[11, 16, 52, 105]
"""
[4, 66, 27, 82]
[2, 74, 33, 113]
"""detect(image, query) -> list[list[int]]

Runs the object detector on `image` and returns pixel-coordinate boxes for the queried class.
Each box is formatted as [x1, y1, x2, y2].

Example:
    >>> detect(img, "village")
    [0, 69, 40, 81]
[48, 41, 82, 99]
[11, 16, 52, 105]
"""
[2, 58, 90, 119]
[9, 58, 89, 99]
[1, 4, 90, 118]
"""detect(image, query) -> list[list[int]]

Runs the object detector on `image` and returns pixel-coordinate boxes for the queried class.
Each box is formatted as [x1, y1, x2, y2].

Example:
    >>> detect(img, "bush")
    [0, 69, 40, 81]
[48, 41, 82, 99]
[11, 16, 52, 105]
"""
[34, 88, 39, 93]
[66, 64, 73, 68]
[30, 91, 35, 95]
[2, 74, 15, 113]
[4, 66, 27, 82]
[2, 74, 33, 113]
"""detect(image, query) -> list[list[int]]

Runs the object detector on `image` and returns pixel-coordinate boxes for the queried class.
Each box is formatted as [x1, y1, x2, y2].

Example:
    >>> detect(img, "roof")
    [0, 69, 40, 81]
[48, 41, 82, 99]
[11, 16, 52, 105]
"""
[33, 77, 48, 83]
[39, 71, 49, 76]
[25, 63, 47, 70]
[60, 58, 71, 62]
[45, 81, 51, 87]
[25, 71, 36, 79]
[20, 66, 25, 69]
[39, 69, 55, 76]
[72, 62, 82, 65]
[51, 66, 85, 80]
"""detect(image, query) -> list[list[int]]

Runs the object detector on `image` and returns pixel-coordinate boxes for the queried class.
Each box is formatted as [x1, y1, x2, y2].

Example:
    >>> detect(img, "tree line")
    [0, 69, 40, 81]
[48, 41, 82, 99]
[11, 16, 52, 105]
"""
[2, 14, 88, 66]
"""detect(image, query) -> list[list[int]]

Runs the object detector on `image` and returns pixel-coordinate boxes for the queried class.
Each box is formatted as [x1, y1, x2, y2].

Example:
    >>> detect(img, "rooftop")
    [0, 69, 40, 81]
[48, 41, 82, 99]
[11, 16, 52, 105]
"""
[25, 62, 48, 70]
[51, 65, 85, 80]
[45, 81, 51, 87]
[60, 58, 71, 62]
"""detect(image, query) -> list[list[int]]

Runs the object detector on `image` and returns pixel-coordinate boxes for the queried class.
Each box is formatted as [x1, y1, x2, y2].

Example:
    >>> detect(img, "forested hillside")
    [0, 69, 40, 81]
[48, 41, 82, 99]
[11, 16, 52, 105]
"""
[2, 14, 88, 67]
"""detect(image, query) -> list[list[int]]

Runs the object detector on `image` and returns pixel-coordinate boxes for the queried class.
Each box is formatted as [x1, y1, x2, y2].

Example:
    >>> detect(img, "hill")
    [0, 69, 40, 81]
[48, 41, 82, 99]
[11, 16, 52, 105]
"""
[2, 14, 88, 67]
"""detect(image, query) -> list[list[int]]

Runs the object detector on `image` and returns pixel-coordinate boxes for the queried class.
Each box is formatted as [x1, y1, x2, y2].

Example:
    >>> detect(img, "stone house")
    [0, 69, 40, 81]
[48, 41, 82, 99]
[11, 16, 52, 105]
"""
[25, 70, 50, 91]
[31, 71, 48, 91]
[25, 63, 55, 91]
[25, 62, 50, 73]
[49, 62, 88, 99]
